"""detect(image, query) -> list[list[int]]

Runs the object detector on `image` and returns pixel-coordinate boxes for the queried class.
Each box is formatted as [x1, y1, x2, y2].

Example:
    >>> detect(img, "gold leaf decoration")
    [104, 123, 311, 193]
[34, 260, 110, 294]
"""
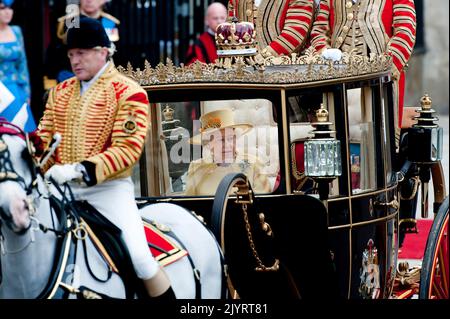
[119, 50, 393, 86]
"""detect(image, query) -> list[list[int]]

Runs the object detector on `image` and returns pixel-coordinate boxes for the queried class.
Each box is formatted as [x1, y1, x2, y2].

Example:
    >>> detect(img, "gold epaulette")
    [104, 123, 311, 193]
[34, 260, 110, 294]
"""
[56, 15, 69, 40]
[57, 12, 75, 23]
[43, 76, 57, 90]
[56, 13, 80, 41]
[100, 11, 120, 25]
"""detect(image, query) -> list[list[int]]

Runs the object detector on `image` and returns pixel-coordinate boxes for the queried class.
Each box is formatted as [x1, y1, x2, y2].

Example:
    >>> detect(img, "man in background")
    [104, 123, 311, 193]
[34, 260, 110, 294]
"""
[185, 2, 227, 65]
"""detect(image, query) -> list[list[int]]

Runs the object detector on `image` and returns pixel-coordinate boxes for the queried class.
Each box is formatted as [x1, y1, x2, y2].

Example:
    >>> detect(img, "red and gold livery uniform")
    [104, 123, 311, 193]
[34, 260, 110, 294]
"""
[311, 0, 416, 127]
[38, 63, 149, 185]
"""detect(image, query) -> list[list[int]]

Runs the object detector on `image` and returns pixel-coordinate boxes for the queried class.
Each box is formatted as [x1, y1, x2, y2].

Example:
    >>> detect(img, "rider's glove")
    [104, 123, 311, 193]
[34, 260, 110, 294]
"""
[44, 163, 83, 185]
[321, 48, 343, 62]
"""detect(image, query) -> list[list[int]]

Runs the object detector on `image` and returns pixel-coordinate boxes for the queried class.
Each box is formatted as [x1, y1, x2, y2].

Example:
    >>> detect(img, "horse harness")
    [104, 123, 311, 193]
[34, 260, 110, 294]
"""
[0, 130, 205, 299]
[0, 120, 39, 190]
[0, 120, 223, 299]
[141, 216, 203, 298]
[0, 135, 103, 299]
[0, 121, 41, 287]
[0, 121, 126, 298]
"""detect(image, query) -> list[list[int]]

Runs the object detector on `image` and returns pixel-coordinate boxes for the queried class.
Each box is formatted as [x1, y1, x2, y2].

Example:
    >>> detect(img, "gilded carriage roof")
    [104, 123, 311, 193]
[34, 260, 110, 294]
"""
[118, 48, 393, 87]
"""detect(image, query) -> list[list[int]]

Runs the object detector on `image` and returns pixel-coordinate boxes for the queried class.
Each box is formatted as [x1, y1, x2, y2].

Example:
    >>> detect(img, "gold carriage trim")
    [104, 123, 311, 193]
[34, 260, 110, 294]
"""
[118, 48, 393, 86]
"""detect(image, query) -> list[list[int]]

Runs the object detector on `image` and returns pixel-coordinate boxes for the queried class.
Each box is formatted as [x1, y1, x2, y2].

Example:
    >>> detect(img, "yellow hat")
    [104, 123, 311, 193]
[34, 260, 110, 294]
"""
[189, 109, 252, 144]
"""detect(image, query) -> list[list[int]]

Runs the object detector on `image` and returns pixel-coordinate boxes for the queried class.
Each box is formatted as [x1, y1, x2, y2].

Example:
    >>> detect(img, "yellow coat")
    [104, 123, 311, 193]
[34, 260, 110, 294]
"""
[184, 155, 271, 196]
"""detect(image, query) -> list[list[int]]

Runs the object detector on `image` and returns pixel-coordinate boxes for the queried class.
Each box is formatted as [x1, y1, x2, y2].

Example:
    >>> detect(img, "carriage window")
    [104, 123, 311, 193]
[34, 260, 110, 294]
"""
[347, 88, 377, 194]
[288, 92, 340, 197]
[146, 99, 279, 196]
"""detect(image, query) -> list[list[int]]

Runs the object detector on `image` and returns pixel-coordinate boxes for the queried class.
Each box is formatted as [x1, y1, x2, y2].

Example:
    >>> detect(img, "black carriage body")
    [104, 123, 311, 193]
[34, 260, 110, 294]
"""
[133, 62, 399, 299]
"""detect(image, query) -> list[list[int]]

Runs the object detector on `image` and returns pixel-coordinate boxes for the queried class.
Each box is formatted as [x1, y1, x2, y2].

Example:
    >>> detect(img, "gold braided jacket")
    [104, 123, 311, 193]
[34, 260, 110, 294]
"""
[38, 63, 149, 185]
[311, 0, 416, 78]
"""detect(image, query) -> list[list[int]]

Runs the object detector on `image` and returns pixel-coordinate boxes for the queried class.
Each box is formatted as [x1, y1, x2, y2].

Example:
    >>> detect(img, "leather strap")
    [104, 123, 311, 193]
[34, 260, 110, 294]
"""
[211, 173, 250, 244]
[211, 172, 279, 299]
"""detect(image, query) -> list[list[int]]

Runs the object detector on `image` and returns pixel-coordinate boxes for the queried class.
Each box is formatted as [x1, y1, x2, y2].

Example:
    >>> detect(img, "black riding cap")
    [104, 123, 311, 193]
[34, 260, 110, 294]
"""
[66, 17, 111, 50]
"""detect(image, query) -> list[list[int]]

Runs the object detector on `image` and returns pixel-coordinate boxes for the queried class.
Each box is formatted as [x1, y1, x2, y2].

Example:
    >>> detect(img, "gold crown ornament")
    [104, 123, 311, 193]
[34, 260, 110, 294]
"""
[215, 16, 258, 68]
[163, 104, 175, 122]
[420, 94, 432, 110]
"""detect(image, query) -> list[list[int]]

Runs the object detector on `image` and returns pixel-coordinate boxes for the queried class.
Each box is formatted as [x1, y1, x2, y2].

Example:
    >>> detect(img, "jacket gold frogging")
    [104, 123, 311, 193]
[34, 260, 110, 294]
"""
[311, 0, 416, 79]
[38, 63, 149, 185]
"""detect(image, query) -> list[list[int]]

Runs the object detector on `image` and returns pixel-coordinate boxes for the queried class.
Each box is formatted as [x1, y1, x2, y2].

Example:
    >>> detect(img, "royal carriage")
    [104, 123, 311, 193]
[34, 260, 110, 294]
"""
[0, 15, 447, 301]
[119, 18, 448, 300]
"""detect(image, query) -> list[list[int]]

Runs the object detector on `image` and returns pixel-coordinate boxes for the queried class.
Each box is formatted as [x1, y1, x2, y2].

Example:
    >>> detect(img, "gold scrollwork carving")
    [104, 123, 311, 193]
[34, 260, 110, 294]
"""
[118, 48, 393, 86]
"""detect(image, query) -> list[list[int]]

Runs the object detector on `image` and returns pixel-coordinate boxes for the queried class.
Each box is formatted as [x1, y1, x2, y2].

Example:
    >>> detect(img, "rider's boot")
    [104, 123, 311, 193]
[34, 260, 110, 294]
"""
[144, 267, 176, 300]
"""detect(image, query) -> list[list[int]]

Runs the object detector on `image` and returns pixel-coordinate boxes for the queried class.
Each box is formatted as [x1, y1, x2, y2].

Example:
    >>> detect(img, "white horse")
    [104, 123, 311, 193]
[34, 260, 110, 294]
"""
[0, 128, 224, 299]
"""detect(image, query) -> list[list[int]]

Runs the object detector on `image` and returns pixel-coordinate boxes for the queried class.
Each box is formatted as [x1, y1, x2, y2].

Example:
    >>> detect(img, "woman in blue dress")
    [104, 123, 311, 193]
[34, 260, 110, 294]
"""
[0, 0, 36, 132]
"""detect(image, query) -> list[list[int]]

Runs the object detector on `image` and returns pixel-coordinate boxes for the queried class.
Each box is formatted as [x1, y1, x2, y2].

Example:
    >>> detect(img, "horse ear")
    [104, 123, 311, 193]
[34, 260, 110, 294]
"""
[27, 131, 45, 157]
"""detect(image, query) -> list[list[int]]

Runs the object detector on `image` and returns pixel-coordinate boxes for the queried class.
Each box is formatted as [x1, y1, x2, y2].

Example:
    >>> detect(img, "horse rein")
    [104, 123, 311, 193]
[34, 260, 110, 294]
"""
[0, 121, 116, 297]
[0, 120, 38, 195]
[0, 122, 38, 237]
[0, 122, 39, 286]
[0, 120, 93, 241]
[0, 121, 67, 241]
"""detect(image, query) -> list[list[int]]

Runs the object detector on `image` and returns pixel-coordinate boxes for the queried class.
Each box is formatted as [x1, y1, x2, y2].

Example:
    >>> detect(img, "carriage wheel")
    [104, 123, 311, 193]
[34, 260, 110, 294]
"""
[419, 196, 449, 299]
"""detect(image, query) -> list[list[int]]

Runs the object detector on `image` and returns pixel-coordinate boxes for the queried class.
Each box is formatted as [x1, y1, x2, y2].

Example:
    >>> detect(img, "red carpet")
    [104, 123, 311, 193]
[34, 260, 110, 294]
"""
[398, 219, 433, 260]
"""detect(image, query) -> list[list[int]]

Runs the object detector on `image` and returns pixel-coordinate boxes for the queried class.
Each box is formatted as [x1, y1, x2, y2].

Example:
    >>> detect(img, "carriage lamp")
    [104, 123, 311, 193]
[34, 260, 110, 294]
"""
[304, 104, 342, 201]
[407, 94, 443, 163]
[161, 105, 180, 136]
[407, 94, 443, 218]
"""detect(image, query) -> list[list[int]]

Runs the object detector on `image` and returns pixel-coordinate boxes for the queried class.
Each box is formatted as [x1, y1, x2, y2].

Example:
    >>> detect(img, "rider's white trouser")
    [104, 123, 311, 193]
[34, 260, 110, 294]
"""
[65, 177, 160, 280]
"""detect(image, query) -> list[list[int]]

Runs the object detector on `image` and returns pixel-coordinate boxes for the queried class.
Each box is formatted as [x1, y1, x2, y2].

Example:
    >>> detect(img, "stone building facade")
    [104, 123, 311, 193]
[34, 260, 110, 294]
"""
[406, 0, 449, 114]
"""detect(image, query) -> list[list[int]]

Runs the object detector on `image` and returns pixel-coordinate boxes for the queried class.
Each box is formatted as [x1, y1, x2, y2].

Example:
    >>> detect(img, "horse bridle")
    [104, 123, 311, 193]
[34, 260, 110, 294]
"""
[0, 121, 40, 235]
[0, 120, 40, 185]
[0, 122, 114, 297]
